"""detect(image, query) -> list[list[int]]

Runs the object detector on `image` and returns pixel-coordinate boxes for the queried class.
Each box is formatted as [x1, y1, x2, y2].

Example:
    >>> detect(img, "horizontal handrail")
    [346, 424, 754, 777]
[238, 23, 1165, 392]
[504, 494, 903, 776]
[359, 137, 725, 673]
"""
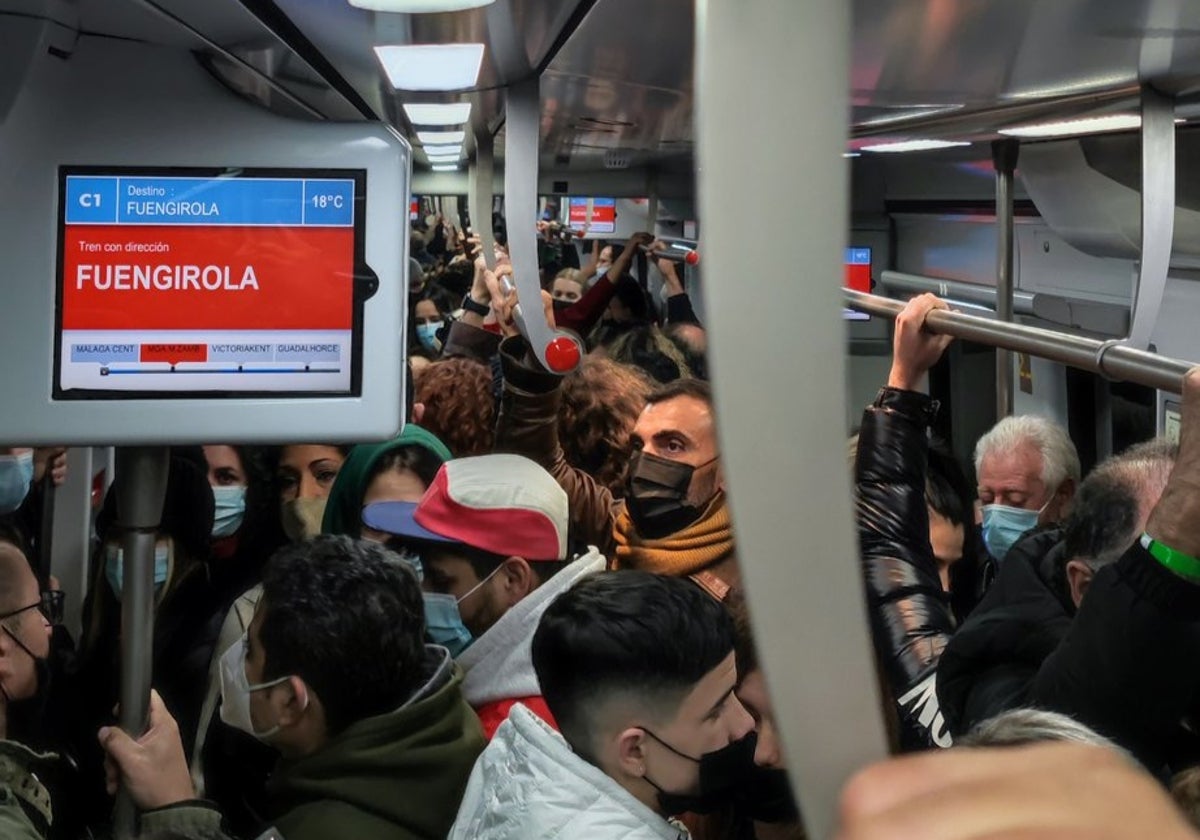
[844, 289, 1194, 394]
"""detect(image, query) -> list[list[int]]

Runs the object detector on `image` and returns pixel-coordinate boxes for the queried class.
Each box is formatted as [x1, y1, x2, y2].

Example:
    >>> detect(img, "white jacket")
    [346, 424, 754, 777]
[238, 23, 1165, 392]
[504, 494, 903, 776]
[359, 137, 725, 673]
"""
[449, 704, 691, 840]
[456, 549, 604, 709]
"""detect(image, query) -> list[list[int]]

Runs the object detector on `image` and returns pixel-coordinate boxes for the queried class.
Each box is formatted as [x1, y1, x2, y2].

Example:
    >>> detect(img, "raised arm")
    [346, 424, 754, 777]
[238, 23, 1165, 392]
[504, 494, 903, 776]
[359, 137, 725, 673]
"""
[855, 293, 957, 750]
[553, 232, 654, 336]
[495, 336, 619, 558]
[653, 250, 700, 326]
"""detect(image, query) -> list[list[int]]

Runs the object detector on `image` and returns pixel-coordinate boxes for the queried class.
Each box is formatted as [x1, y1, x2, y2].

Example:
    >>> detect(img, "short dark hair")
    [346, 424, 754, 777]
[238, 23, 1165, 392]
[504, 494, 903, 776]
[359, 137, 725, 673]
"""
[258, 535, 426, 735]
[646, 376, 712, 410]
[1063, 440, 1176, 571]
[926, 441, 972, 527]
[532, 571, 735, 759]
[1062, 476, 1142, 571]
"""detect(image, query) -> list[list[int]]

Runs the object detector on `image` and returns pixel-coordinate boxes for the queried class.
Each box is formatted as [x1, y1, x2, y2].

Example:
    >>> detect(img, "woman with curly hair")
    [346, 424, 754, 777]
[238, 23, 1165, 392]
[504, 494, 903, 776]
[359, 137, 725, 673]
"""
[558, 356, 652, 498]
[414, 357, 496, 458]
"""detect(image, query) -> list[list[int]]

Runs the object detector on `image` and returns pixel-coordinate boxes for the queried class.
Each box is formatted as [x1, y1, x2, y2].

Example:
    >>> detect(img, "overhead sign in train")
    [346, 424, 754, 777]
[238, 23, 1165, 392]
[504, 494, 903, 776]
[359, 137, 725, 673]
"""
[568, 196, 616, 234]
[55, 167, 370, 400]
[844, 246, 872, 321]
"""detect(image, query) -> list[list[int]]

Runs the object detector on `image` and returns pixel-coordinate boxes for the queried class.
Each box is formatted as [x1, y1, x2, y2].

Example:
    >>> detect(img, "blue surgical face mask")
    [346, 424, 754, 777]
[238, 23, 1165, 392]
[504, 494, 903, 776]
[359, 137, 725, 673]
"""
[105, 543, 171, 601]
[416, 321, 444, 352]
[211, 485, 247, 539]
[0, 452, 34, 515]
[982, 503, 1045, 561]
[423, 565, 501, 657]
[423, 593, 474, 657]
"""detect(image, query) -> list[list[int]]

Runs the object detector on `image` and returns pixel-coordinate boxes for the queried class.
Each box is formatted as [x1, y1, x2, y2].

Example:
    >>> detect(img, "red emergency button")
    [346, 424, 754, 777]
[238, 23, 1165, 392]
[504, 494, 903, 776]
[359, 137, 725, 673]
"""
[545, 336, 581, 373]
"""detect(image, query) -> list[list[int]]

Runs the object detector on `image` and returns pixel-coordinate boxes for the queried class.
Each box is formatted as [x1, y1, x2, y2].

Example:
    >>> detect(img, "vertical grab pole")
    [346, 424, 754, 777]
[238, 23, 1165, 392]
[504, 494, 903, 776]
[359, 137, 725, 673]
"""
[697, 1, 885, 836]
[111, 446, 168, 840]
[993, 138, 1019, 421]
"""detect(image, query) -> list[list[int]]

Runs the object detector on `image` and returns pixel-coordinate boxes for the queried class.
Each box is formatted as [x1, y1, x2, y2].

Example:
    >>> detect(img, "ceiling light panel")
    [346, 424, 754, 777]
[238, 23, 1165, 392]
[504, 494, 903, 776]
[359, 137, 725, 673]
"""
[860, 139, 972, 153]
[350, 0, 495, 11]
[416, 130, 466, 145]
[999, 113, 1142, 138]
[421, 144, 462, 156]
[432, 164, 460, 171]
[374, 44, 485, 91]
[403, 102, 472, 126]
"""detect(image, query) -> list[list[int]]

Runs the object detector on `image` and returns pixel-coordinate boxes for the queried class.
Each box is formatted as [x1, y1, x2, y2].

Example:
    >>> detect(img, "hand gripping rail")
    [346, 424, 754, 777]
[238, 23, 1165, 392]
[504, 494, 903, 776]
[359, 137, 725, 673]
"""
[844, 289, 1195, 394]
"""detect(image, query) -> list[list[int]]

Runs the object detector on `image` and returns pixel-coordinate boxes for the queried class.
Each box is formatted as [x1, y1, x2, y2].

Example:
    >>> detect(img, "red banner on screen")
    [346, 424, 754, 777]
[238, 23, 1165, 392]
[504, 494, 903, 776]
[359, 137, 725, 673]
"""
[61, 224, 354, 331]
[844, 261, 871, 293]
[569, 201, 616, 227]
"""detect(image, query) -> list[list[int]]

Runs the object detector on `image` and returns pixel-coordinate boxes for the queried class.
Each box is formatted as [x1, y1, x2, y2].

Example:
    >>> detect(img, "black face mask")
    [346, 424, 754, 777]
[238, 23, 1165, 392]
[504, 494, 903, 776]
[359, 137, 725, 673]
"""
[552, 298, 574, 312]
[640, 728, 757, 815]
[625, 451, 718, 540]
[0, 626, 52, 722]
[732, 764, 801, 824]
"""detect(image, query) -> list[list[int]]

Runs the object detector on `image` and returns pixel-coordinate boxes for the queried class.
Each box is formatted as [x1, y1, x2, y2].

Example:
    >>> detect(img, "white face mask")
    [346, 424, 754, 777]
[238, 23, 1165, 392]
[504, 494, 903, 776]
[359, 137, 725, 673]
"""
[218, 633, 301, 741]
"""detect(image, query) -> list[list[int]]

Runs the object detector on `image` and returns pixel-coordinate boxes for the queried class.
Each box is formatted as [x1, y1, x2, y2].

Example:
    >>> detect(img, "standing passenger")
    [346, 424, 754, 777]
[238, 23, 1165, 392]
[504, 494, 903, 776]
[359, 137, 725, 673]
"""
[363, 454, 604, 737]
[497, 355, 739, 601]
[194, 429, 448, 832]
[73, 449, 221, 822]
[975, 414, 1080, 565]
[275, 444, 350, 543]
[450, 571, 756, 839]
[217, 536, 483, 839]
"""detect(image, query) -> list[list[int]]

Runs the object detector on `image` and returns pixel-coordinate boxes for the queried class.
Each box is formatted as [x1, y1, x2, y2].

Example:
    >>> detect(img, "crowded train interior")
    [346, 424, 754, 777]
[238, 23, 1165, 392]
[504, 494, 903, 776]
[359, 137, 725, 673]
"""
[8, 0, 1200, 838]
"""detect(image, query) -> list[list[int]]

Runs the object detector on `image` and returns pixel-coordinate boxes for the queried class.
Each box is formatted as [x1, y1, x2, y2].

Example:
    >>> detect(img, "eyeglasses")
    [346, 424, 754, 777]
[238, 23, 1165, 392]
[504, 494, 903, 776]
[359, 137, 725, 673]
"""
[0, 590, 65, 626]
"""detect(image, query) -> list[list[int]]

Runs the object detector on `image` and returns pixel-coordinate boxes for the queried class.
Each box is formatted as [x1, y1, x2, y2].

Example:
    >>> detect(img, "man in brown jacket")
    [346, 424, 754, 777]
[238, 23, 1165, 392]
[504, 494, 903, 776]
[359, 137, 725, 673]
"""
[497, 337, 737, 602]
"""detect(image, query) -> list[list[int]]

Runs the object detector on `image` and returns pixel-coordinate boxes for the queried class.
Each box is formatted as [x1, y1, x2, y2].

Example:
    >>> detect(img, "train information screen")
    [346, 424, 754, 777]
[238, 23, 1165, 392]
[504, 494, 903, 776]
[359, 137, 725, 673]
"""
[54, 167, 369, 399]
[844, 247, 872, 321]
[568, 197, 616, 234]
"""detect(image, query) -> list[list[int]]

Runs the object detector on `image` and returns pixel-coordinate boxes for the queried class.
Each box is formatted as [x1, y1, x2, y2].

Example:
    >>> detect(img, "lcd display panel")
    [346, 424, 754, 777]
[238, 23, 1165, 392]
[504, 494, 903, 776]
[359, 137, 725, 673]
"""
[844, 246, 871, 321]
[568, 196, 616, 234]
[55, 166, 372, 399]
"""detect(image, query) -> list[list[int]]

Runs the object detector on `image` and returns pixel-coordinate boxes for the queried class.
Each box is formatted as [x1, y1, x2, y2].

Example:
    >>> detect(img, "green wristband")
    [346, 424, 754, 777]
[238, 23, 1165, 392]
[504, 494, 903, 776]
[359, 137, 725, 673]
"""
[1140, 533, 1200, 581]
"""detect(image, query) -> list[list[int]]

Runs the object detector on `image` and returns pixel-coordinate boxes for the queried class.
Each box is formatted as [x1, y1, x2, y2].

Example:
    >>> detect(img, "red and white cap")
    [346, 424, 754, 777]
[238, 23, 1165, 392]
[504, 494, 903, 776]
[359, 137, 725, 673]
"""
[362, 454, 568, 561]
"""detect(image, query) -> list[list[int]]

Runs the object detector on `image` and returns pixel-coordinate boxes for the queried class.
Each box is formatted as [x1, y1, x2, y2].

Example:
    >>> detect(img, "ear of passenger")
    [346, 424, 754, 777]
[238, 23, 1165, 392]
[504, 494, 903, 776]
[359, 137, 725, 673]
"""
[496, 556, 538, 608]
[1044, 476, 1077, 524]
[1065, 558, 1094, 609]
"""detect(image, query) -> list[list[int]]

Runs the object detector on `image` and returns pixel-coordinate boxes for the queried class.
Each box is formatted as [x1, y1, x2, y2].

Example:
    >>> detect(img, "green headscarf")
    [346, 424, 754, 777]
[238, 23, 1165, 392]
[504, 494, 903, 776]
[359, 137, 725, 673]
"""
[321, 425, 452, 538]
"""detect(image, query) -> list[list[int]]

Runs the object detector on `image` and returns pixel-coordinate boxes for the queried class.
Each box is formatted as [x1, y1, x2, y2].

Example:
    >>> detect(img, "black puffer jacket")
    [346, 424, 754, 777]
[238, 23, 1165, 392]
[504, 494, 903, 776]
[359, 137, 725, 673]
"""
[855, 387, 957, 750]
[936, 527, 1069, 736]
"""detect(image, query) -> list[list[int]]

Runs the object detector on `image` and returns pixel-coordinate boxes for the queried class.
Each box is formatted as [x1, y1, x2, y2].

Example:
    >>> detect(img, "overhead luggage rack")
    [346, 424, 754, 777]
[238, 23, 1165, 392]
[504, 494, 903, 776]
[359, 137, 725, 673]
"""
[844, 289, 1195, 394]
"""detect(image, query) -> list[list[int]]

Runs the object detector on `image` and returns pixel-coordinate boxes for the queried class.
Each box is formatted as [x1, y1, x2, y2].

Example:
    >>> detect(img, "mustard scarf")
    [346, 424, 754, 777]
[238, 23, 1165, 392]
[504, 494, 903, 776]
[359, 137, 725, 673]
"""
[612, 493, 734, 576]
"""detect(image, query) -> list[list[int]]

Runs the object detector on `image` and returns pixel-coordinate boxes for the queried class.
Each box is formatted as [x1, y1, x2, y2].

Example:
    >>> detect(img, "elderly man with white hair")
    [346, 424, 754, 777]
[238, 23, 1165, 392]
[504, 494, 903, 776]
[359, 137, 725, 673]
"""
[975, 414, 1082, 563]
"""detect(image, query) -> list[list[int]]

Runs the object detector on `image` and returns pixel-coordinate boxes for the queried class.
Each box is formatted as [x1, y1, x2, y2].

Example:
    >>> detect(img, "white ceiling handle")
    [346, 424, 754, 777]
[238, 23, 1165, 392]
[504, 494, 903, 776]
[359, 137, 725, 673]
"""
[504, 76, 583, 374]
